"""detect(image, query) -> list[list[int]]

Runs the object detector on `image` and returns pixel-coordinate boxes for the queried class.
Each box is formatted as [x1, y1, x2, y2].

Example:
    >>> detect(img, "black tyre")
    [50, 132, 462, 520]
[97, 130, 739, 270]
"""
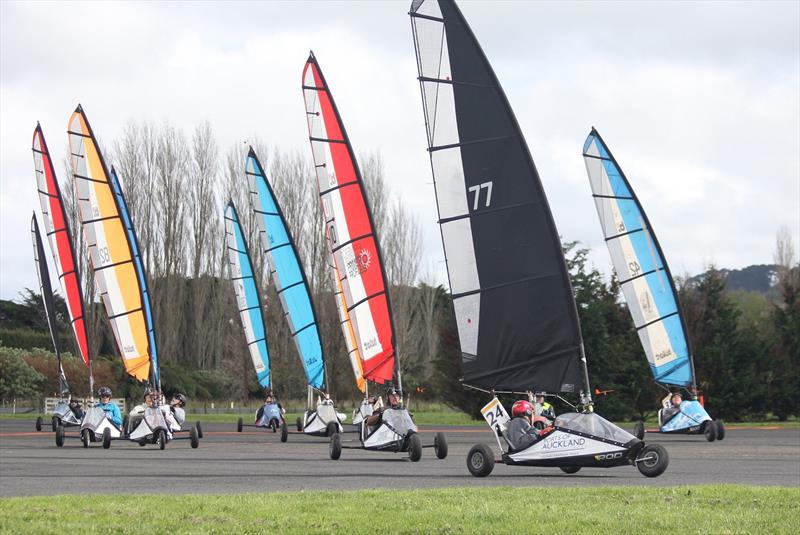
[280, 421, 289, 443]
[434, 432, 448, 460]
[237, 417, 243, 433]
[270, 419, 277, 432]
[34, 416, 42, 432]
[296, 417, 303, 432]
[408, 433, 422, 462]
[329, 433, 342, 460]
[190, 426, 199, 449]
[704, 420, 717, 442]
[195, 422, 203, 439]
[637, 443, 669, 478]
[559, 466, 581, 474]
[55, 425, 65, 448]
[51, 417, 60, 432]
[102, 428, 111, 449]
[715, 420, 725, 441]
[326, 421, 338, 437]
[156, 429, 166, 450]
[467, 444, 495, 477]
[122, 415, 129, 435]
[81, 429, 91, 448]
[138, 439, 147, 447]
[633, 421, 645, 440]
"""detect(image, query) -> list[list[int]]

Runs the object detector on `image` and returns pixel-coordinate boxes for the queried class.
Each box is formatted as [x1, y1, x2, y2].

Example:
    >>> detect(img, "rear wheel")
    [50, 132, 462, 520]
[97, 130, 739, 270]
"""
[560, 466, 581, 474]
[55, 425, 65, 447]
[633, 421, 645, 440]
[35, 417, 43, 432]
[280, 421, 289, 442]
[637, 444, 669, 477]
[296, 417, 303, 432]
[704, 421, 717, 442]
[81, 429, 91, 448]
[195, 422, 203, 439]
[329, 433, 342, 460]
[102, 428, 111, 449]
[408, 433, 422, 462]
[190, 426, 199, 449]
[715, 420, 725, 441]
[236, 418, 243, 433]
[156, 429, 167, 450]
[467, 444, 495, 477]
[326, 421, 338, 437]
[51, 417, 60, 432]
[434, 432, 448, 459]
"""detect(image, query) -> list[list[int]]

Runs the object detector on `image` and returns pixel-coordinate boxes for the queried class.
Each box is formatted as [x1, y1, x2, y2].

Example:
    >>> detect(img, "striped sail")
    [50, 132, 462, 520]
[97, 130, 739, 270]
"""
[32, 124, 90, 366]
[583, 129, 694, 387]
[410, 0, 585, 393]
[246, 149, 324, 390]
[329, 240, 366, 393]
[31, 214, 69, 395]
[302, 52, 397, 386]
[68, 105, 151, 382]
[109, 169, 160, 388]
[224, 202, 271, 388]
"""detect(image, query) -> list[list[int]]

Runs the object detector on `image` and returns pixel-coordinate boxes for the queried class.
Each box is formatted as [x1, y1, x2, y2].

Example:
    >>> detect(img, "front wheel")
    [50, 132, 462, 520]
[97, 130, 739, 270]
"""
[633, 421, 645, 440]
[81, 429, 91, 448]
[704, 421, 717, 442]
[156, 429, 167, 450]
[434, 432, 448, 459]
[467, 444, 495, 477]
[408, 433, 422, 462]
[280, 421, 288, 443]
[102, 428, 111, 449]
[195, 422, 203, 439]
[190, 426, 199, 449]
[270, 419, 277, 433]
[560, 466, 581, 474]
[55, 425, 65, 447]
[715, 420, 725, 441]
[51, 417, 60, 432]
[236, 418, 243, 433]
[329, 433, 342, 460]
[296, 417, 303, 432]
[326, 421, 338, 437]
[637, 444, 669, 478]
[35, 416, 43, 432]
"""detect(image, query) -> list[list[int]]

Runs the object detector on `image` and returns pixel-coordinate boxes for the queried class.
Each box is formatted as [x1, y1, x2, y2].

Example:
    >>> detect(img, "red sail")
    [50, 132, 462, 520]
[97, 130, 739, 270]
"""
[302, 53, 396, 385]
[32, 124, 90, 366]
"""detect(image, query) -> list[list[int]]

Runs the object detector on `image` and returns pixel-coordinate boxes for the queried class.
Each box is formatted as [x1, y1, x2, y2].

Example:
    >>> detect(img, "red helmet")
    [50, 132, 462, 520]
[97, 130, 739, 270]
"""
[511, 400, 533, 418]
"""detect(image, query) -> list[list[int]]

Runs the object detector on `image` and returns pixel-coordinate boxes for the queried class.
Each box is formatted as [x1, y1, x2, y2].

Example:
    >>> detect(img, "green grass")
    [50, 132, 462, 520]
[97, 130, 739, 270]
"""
[0, 486, 797, 534]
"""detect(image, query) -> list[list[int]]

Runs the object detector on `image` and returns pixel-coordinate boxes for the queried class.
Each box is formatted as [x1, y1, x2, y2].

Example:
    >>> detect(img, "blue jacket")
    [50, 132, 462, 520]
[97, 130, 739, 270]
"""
[96, 400, 122, 427]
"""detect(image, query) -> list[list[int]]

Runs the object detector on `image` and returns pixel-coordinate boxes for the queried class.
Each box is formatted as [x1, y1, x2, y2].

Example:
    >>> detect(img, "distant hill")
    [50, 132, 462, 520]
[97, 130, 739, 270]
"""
[686, 264, 778, 295]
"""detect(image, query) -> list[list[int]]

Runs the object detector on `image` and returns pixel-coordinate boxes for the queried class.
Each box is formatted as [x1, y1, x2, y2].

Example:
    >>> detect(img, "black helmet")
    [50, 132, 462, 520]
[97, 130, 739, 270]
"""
[172, 393, 187, 408]
[98, 387, 112, 398]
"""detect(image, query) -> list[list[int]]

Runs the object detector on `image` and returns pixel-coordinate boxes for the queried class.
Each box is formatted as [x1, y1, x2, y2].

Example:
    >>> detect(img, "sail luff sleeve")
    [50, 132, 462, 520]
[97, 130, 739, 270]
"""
[582, 129, 693, 387]
[224, 202, 271, 388]
[32, 125, 90, 366]
[67, 107, 150, 382]
[302, 53, 396, 386]
[410, 0, 584, 393]
[247, 150, 325, 390]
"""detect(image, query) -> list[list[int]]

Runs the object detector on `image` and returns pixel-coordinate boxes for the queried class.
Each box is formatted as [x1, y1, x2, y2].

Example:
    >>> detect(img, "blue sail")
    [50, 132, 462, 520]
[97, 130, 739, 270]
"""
[224, 201, 271, 388]
[109, 168, 160, 388]
[246, 149, 324, 390]
[582, 129, 694, 388]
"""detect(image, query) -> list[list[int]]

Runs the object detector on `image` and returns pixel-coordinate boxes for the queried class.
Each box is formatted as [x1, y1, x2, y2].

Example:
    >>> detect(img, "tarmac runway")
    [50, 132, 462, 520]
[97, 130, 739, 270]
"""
[1, 419, 798, 497]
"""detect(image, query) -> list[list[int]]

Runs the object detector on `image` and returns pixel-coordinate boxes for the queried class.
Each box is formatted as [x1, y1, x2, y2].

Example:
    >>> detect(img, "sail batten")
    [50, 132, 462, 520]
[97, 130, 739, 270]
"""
[582, 128, 695, 388]
[224, 202, 271, 389]
[410, 0, 585, 394]
[303, 52, 398, 388]
[246, 149, 325, 391]
[68, 106, 152, 383]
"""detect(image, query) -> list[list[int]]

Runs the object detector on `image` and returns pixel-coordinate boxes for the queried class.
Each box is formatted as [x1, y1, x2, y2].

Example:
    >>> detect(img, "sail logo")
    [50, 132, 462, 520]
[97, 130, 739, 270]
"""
[343, 248, 370, 278]
[654, 348, 674, 365]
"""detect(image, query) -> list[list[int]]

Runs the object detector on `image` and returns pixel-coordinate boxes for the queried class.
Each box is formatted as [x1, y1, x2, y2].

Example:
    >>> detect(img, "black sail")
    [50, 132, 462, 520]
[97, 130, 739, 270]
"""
[410, 0, 585, 393]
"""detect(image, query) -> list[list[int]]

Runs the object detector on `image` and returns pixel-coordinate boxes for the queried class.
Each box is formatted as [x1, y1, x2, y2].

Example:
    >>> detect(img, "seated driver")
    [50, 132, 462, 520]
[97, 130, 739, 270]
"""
[68, 397, 84, 420]
[661, 392, 683, 423]
[96, 387, 122, 428]
[365, 388, 400, 429]
[534, 392, 555, 420]
[505, 400, 552, 451]
[162, 393, 187, 431]
[256, 391, 285, 422]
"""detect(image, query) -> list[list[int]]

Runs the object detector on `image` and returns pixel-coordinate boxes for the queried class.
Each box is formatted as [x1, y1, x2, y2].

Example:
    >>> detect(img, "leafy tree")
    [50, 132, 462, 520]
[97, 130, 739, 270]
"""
[0, 349, 45, 400]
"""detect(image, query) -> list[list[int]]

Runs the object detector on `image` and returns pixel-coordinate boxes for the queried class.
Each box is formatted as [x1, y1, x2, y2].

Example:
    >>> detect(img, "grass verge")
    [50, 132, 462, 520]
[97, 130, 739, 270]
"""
[1, 485, 798, 534]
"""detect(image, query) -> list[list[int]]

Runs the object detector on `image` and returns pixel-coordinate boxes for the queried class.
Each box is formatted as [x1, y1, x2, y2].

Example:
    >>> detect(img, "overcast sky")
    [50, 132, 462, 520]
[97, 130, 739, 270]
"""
[2, 0, 798, 301]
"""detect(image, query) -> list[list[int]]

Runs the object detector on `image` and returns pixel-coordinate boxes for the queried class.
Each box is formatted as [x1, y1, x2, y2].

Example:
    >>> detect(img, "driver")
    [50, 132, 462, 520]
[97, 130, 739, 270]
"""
[661, 392, 683, 422]
[365, 388, 401, 429]
[96, 387, 122, 428]
[68, 397, 84, 420]
[534, 392, 555, 420]
[256, 391, 285, 422]
[505, 400, 552, 451]
[163, 393, 187, 431]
